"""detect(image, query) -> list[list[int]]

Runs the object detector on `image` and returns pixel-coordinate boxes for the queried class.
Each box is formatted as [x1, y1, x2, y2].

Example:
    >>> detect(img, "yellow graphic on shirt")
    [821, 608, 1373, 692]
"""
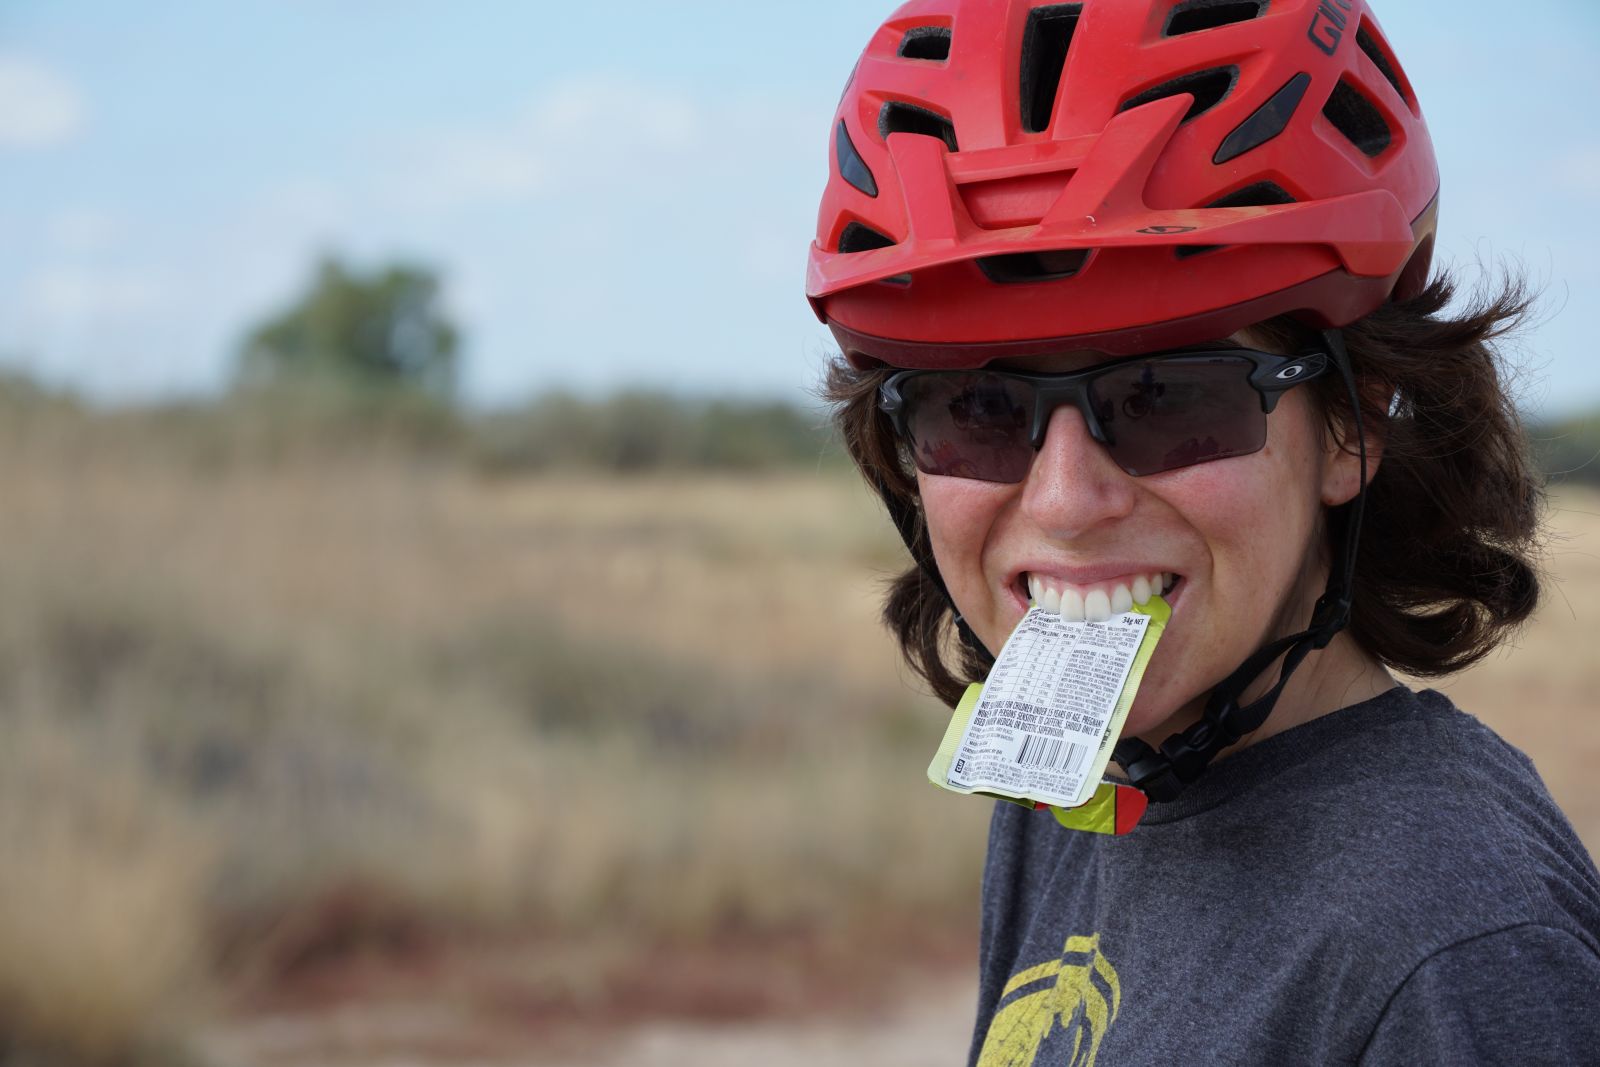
[977, 933, 1121, 1067]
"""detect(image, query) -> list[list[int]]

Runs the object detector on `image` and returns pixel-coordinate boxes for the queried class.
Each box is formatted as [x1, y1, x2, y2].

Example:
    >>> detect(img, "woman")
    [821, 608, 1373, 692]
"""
[807, 1, 1600, 1063]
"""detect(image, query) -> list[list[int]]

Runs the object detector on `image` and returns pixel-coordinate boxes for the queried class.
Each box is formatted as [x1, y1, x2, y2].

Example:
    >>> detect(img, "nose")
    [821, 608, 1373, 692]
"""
[1018, 404, 1139, 539]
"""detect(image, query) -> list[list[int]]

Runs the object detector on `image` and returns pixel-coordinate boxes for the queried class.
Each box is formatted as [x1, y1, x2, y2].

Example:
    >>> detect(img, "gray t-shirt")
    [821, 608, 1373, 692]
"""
[970, 686, 1600, 1066]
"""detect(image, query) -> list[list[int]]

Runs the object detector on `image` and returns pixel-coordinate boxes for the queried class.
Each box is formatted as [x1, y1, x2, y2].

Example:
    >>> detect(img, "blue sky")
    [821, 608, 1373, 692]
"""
[1, 1, 1597, 414]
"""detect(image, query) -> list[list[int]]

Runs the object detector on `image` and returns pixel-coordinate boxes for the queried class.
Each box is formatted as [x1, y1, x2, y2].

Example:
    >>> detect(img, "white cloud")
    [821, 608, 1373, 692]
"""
[0, 56, 85, 149]
[26, 265, 175, 320]
[253, 178, 350, 235]
[1551, 147, 1600, 196]
[391, 134, 548, 210]
[46, 209, 125, 253]
[525, 75, 701, 147]
[378, 74, 706, 212]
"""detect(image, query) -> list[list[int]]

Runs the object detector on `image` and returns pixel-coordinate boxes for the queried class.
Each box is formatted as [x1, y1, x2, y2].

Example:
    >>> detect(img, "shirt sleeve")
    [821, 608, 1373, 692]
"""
[1359, 924, 1600, 1067]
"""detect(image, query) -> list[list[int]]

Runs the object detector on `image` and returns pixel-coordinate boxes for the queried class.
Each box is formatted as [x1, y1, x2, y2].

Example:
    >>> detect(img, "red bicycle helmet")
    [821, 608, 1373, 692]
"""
[807, 0, 1438, 368]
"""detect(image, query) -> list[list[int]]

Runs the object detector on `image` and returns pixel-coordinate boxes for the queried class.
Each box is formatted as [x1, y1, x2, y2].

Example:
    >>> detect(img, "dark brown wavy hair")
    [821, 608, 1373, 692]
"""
[825, 275, 1544, 708]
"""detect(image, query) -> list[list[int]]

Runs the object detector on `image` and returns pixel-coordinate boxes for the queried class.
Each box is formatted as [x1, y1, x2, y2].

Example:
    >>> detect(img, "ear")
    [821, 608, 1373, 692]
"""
[1320, 397, 1385, 507]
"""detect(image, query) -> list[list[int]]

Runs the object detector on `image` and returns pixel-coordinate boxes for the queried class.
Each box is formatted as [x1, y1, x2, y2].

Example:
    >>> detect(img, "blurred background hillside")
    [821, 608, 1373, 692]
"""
[3, 3, 1600, 1065]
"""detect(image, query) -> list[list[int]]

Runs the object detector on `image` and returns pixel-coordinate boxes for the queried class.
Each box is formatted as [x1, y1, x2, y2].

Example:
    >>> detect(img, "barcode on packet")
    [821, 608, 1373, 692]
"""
[1015, 733, 1090, 775]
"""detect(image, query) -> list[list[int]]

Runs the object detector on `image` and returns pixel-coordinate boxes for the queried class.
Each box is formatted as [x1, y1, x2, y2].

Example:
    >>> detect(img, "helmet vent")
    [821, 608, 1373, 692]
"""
[879, 102, 959, 153]
[1176, 181, 1296, 259]
[1120, 66, 1238, 124]
[976, 248, 1091, 284]
[1322, 78, 1391, 158]
[1163, 0, 1268, 37]
[836, 120, 879, 198]
[1356, 21, 1413, 109]
[1207, 180, 1295, 208]
[1019, 4, 1083, 134]
[1213, 71, 1311, 164]
[837, 222, 897, 254]
[898, 27, 952, 61]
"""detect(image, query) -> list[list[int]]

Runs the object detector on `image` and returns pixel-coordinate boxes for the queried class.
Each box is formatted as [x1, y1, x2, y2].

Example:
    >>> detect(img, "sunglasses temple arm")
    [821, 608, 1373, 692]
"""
[1329, 330, 1368, 614]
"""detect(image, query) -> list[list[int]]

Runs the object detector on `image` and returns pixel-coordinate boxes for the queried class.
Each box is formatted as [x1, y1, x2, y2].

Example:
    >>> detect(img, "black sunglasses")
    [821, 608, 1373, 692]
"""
[878, 346, 1329, 483]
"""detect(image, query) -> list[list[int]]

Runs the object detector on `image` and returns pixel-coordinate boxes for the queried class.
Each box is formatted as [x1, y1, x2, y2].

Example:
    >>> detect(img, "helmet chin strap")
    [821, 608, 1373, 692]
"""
[1113, 328, 1368, 802]
[872, 329, 1368, 806]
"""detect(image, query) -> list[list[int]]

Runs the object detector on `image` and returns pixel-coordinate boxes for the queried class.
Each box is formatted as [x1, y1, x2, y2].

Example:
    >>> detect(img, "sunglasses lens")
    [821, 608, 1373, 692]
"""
[900, 372, 1035, 483]
[1089, 357, 1266, 476]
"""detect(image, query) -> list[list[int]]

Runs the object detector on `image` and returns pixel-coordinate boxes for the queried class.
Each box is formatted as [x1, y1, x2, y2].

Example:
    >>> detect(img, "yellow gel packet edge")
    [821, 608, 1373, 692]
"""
[926, 595, 1170, 810]
[1075, 594, 1169, 798]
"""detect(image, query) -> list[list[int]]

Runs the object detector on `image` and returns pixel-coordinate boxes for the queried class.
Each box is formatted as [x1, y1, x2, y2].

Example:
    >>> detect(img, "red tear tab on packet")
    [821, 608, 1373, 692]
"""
[1039, 781, 1149, 836]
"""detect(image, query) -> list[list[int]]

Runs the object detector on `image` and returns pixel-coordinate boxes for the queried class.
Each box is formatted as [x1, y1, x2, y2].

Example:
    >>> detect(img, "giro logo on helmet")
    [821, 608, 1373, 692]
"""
[1308, 0, 1356, 56]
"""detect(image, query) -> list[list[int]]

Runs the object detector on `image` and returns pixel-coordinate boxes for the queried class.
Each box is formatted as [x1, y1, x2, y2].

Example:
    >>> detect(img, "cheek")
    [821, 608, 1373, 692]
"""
[919, 474, 997, 568]
[1132, 437, 1327, 707]
[1170, 453, 1310, 577]
[917, 474, 1015, 638]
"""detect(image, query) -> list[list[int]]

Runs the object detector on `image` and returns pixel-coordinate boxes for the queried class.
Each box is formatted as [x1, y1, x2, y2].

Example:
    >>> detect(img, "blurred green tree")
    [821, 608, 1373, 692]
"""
[234, 256, 459, 402]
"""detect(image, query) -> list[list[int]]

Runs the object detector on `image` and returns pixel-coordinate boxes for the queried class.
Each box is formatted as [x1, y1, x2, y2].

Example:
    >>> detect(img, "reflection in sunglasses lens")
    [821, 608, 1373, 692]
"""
[903, 374, 1034, 482]
[1092, 358, 1264, 475]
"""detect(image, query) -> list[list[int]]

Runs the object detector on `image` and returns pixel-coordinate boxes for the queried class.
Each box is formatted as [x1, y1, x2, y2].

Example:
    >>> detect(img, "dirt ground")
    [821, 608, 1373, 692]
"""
[202, 971, 977, 1067]
[536, 974, 976, 1067]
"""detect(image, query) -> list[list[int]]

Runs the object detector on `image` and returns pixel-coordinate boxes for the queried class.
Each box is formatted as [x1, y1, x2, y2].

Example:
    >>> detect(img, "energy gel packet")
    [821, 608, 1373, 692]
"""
[927, 597, 1170, 835]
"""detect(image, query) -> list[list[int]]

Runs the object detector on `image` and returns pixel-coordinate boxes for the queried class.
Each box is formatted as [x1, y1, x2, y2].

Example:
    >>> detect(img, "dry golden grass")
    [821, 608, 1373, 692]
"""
[0, 435, 985, 1061]
[0, 716, 215, 1064]
[2, 419, 1598, 1062]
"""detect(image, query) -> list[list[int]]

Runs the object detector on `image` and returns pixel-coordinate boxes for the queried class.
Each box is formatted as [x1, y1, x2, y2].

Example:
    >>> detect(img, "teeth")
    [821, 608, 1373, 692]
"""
[1026, 574, 1065, 612]
[1026, 570, 1175, 621]
[1040, 584, 1062, 613]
